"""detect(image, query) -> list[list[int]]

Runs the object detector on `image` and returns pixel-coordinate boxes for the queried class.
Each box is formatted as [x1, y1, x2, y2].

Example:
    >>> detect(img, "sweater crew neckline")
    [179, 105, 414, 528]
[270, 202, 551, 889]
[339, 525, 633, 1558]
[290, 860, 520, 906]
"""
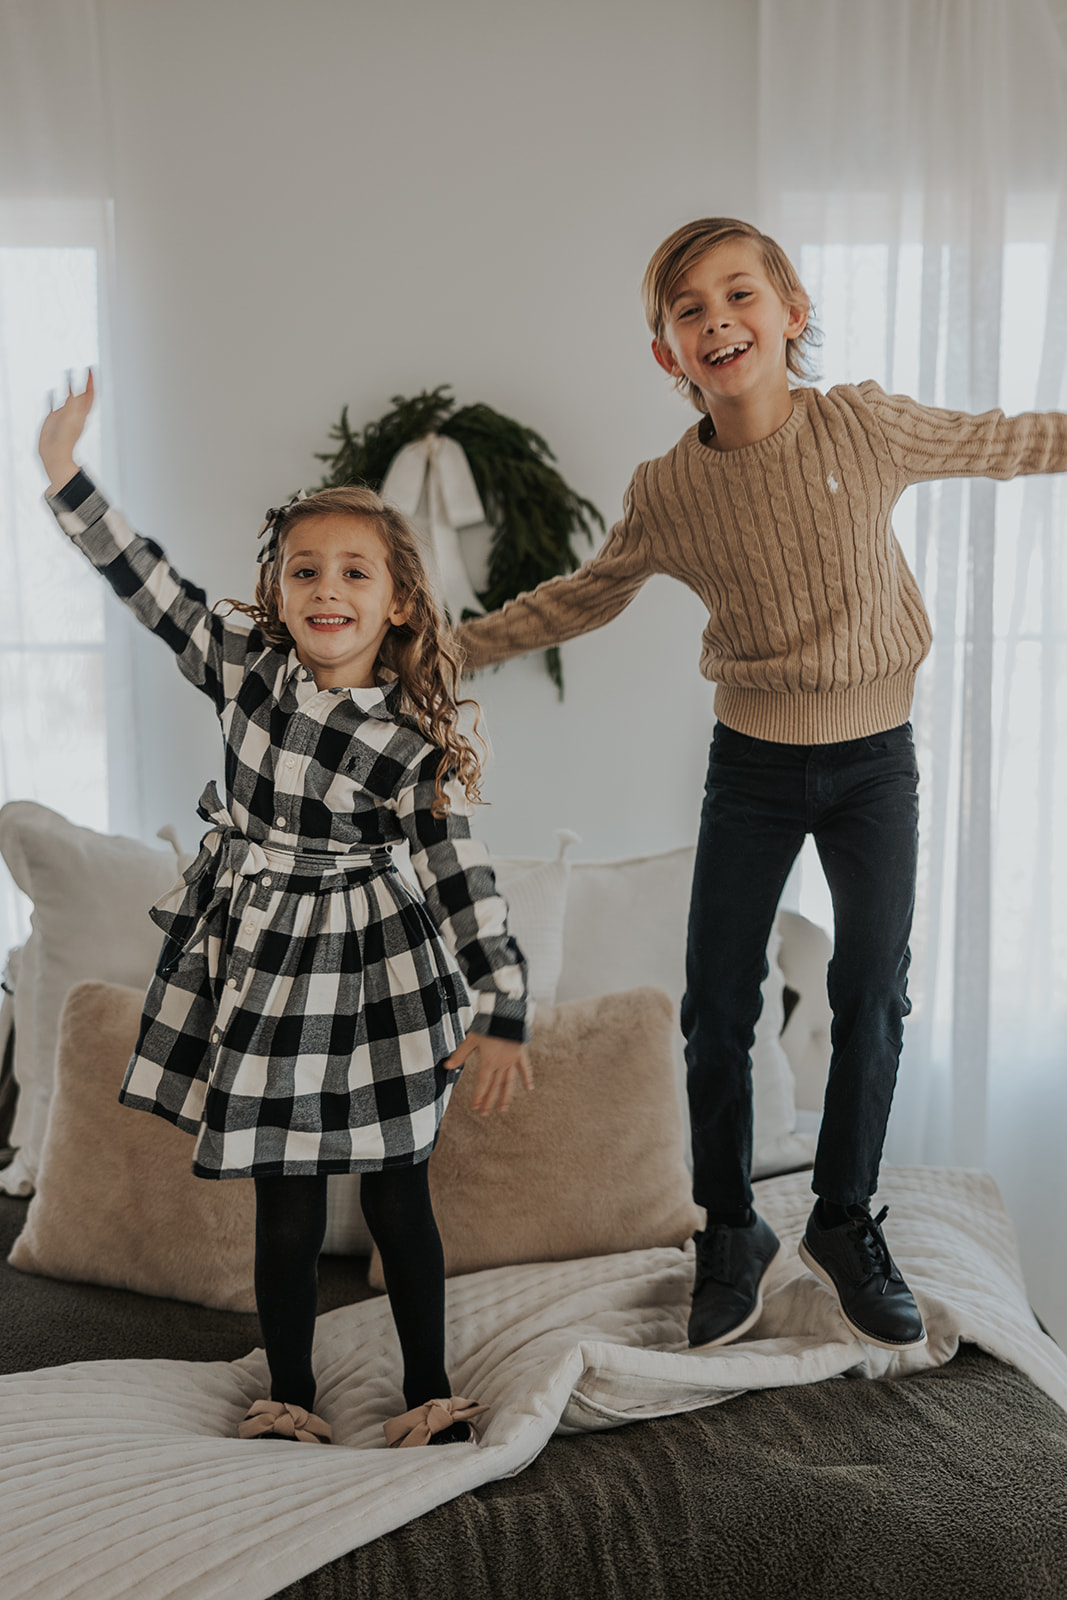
[690, 387, 811, 462]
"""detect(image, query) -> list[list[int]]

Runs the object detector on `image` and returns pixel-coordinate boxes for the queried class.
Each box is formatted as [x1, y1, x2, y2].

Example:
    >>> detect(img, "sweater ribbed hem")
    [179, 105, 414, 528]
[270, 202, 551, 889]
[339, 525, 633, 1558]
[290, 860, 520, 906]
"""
[713, 676, 917, 745]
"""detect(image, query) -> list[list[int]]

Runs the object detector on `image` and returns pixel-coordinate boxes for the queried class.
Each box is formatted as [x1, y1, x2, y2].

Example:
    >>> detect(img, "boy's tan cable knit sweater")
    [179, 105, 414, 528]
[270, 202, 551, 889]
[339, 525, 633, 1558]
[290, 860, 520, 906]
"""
[457, 382, 1067, 744]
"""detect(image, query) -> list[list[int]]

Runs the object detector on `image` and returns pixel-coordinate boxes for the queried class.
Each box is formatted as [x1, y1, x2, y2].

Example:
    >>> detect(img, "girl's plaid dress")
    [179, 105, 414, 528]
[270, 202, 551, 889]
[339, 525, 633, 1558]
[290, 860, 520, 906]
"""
[48, 472, 530, 1180]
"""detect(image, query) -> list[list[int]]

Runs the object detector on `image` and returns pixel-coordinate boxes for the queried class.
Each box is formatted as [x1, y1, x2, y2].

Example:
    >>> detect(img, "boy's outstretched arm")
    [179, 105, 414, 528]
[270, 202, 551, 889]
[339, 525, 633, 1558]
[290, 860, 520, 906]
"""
[39, 370, 94, 494]
[855, 382, 1067, 484]
[455, 491, 653, 672]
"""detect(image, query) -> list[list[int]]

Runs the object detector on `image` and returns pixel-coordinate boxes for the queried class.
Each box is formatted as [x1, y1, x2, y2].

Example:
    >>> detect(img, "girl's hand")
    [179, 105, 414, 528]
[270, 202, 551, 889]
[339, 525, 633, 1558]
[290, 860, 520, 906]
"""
[446, 1031, 533, 1116]
[39, 368, 94, 495]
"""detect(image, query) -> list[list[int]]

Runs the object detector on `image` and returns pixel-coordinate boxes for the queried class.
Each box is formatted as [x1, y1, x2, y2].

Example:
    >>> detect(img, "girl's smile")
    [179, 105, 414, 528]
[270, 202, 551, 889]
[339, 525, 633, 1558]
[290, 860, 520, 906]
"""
[274, 514, 409, 689]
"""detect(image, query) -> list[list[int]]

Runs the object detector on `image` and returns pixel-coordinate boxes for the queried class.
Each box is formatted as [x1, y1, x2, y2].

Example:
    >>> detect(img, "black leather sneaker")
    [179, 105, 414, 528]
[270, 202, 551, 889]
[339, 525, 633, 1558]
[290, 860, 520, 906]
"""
[798, 1204, 927, 1350]
[688, 1213, 780, 1349]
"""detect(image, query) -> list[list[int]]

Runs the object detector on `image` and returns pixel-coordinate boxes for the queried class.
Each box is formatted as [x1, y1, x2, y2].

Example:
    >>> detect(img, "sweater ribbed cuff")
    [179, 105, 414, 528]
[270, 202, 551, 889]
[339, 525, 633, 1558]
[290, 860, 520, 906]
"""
[713, 676, 918, 745]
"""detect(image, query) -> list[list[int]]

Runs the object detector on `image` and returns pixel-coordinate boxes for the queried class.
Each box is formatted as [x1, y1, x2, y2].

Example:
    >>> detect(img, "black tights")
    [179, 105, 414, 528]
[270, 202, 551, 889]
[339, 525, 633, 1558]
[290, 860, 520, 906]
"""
[253, 1165, 450, 1415]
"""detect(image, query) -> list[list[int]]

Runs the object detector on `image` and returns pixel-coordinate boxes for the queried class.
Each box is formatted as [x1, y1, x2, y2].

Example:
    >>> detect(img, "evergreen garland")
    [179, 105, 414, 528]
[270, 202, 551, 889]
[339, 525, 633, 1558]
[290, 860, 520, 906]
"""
[316, 386, 603, 694]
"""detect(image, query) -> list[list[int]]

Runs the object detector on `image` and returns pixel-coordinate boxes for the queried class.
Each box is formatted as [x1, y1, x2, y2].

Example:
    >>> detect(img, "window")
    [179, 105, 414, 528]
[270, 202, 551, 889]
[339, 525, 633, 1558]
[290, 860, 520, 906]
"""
[0, 199, 128, 957]
[790, 210, 1067, 1062]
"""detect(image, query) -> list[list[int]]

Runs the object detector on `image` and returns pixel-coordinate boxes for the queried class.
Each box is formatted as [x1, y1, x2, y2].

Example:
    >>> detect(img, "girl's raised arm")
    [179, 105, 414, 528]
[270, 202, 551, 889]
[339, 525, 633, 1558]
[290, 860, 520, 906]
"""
[39, 373, 255, 713]
[39, 369, 95, 495]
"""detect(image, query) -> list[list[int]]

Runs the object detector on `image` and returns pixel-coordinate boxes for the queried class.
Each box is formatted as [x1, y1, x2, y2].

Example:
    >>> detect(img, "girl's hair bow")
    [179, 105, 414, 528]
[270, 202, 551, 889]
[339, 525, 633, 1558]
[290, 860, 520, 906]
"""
[256, 488, 309, 565]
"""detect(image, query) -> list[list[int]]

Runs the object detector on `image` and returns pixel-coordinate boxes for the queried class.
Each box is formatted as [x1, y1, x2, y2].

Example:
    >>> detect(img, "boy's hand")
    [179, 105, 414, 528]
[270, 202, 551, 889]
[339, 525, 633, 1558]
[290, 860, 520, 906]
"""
[445, 1031, 533, 1116]
[39, 368, 94, 495]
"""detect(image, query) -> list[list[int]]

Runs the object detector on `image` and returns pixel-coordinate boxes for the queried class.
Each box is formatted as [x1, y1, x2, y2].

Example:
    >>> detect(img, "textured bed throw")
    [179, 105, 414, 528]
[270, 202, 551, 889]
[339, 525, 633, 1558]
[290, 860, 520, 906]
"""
[1, 1167, 1064, 1600]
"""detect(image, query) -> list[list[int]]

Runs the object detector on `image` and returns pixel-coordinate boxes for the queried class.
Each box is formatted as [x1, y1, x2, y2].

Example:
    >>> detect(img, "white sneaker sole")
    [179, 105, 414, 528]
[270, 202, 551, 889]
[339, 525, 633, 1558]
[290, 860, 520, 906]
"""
[798, 1238, 928, 1351]
[687, 1240, 781, 1352]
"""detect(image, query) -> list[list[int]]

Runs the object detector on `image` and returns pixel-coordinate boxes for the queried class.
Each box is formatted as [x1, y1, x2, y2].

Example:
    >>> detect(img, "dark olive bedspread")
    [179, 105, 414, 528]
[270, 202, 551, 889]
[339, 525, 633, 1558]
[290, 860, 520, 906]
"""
[3, 1195, 1065, 1600]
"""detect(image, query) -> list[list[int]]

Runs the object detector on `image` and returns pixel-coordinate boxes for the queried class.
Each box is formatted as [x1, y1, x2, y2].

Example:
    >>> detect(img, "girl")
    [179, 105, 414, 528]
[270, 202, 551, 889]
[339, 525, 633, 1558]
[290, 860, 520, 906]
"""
[39, 373, 532, 1448]
[455, 217, 1067, 1355]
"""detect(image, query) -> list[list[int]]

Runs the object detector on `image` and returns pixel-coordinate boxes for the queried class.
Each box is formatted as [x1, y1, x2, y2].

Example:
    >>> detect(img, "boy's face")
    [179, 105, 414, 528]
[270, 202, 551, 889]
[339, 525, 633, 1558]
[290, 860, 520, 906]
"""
[274, 514, 409, 690]
[652, 238, 807, 414]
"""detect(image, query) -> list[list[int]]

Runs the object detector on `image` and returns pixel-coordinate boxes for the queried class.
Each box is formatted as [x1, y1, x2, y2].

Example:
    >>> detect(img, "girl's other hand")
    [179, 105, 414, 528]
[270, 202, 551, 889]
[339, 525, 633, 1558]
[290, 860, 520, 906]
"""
[446, 1032, 533, 1116]
[39, 368, 94, 495]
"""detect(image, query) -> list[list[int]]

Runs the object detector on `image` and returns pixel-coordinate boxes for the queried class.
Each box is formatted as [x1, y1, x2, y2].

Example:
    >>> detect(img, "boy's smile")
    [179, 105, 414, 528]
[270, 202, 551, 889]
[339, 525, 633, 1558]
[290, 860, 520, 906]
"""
[274, 514, 409, 690]
[705, 341, 751, 368]
[652, 238, 807, 449]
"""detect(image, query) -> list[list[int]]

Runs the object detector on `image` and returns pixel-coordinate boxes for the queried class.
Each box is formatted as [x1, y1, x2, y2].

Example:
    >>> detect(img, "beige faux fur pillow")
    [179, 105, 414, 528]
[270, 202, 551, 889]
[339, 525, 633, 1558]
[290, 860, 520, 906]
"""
[8, 982, 256, 1312]
[370, 986, 702, 1286]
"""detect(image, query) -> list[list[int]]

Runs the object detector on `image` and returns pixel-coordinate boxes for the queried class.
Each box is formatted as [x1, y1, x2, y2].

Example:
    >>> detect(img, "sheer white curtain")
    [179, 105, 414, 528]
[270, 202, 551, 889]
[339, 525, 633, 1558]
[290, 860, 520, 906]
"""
[758, 0, 1067, 1339]
[0, 0, 137, 958]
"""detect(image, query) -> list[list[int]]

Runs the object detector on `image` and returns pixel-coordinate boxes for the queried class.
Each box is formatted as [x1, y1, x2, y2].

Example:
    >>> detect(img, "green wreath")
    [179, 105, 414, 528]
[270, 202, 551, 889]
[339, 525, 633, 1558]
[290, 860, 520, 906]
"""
[316, 386, 604, 695]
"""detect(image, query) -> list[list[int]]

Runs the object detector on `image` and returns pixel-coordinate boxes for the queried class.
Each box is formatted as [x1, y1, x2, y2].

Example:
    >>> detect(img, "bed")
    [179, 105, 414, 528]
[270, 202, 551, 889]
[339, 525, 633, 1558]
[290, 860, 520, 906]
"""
[1, 803, 1065, 1600]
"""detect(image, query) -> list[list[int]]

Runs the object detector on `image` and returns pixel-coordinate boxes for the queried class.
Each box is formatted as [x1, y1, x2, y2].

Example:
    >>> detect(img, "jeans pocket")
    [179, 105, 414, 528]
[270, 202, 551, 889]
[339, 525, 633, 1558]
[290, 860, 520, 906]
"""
[857, 724, 919, 787]
[859, 722, 913, 756]
[711, 723, 763, 766]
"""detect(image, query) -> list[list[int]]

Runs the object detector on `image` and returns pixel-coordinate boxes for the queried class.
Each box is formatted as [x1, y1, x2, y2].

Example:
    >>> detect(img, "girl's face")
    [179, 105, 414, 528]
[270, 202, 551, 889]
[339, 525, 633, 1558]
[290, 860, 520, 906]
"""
[274, 514, 409, 690]
[652, 238, 807, 418]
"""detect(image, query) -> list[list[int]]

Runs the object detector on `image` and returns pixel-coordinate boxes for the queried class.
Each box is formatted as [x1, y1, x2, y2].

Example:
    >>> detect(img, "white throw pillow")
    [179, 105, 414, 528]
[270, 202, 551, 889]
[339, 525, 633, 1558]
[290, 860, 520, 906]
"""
[0, 802, 186, 1195]
[554, 844, 816, 1179]
[322, 839, 573, 1254]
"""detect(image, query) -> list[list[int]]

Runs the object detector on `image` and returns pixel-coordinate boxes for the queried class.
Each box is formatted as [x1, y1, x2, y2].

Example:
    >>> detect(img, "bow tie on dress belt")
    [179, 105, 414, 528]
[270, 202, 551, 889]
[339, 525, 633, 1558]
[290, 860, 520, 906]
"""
[190, 780, 392, 881]
[149, 783, 392, 964]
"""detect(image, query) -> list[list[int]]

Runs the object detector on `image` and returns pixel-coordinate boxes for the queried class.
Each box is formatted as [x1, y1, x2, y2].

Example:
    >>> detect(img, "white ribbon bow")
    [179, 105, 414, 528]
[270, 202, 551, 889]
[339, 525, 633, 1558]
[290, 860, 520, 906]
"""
[380, 434, 486, 621]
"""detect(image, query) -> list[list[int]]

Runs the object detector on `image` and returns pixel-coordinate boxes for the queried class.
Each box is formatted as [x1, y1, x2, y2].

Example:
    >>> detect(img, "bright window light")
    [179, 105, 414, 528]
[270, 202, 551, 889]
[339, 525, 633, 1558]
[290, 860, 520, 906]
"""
[0, 239, 109, 954]
[790, 224, 1066, 950]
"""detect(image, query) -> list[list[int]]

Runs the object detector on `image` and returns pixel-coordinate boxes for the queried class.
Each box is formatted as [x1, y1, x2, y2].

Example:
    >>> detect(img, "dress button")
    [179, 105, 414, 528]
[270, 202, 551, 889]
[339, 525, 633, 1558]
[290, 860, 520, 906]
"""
[286, 758, 296, 768]
[276, 816, 286, 828]
[211, 1029, 220, 1042]
[261, 874, 272, 886]
[226, 978, 237, 989]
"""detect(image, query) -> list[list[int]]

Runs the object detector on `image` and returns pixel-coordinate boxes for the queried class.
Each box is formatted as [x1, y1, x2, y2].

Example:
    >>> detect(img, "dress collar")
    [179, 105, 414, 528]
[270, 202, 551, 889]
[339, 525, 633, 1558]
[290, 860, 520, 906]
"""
[284, 652, 402, 720]
[348, 676, 402, 719]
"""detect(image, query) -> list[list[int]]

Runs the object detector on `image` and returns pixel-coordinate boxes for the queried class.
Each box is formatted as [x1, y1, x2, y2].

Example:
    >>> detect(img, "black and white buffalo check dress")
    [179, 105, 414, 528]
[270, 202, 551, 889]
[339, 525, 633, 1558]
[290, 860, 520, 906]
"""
[49, 472, 530, 1179]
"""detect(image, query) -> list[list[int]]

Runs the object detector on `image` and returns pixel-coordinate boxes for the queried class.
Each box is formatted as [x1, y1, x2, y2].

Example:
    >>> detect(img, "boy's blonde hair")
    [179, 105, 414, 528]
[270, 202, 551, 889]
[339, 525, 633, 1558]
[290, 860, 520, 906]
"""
[642, 217, 819, 413]
[224, 485, 483, 817]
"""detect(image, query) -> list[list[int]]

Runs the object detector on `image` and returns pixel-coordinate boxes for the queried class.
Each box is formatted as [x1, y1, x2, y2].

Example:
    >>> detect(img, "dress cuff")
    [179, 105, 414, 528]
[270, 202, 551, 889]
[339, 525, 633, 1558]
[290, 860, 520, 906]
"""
[45, 468, 97, 514]
[469, 993, 532, 1043]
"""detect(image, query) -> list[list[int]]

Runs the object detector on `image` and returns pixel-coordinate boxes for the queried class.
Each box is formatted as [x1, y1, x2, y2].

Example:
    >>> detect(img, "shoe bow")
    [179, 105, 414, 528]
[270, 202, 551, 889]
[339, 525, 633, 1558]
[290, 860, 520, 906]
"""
[383, 1395, 487, 1448]
[238, 1399, 333, 1444]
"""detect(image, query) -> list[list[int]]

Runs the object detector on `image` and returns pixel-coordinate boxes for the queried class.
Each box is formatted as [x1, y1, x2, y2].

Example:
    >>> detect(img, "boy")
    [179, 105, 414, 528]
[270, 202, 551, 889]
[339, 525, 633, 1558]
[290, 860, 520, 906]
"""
[456, 218, 1067, 1351]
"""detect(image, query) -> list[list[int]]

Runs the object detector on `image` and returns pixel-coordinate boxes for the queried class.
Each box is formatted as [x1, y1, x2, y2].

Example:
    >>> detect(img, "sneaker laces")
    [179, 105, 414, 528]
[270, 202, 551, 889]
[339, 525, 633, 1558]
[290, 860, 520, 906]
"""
[848, 1205, 900, 1293]
[694, 1224, 735, 1290]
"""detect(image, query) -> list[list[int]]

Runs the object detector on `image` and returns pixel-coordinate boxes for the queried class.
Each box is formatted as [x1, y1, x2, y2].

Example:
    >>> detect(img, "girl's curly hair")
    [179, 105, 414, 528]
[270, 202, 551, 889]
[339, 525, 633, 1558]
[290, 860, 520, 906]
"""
[223, 485, 484, 817]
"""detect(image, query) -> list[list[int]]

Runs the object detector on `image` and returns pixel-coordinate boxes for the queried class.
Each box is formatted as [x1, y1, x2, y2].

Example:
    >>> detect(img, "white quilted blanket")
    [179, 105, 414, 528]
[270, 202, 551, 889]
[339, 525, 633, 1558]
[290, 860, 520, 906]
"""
[2, 1166, 1065, 1600]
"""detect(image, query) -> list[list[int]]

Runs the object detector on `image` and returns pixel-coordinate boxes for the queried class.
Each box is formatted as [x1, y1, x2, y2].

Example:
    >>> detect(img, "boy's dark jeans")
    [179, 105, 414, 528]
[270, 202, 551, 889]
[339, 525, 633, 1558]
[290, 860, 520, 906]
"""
[682, 720, 919, 1213]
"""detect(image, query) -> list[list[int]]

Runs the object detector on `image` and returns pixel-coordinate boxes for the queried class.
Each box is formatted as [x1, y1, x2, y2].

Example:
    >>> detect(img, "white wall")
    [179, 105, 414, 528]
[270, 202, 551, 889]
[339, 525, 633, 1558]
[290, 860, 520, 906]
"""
[81, 0, 758, 858]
